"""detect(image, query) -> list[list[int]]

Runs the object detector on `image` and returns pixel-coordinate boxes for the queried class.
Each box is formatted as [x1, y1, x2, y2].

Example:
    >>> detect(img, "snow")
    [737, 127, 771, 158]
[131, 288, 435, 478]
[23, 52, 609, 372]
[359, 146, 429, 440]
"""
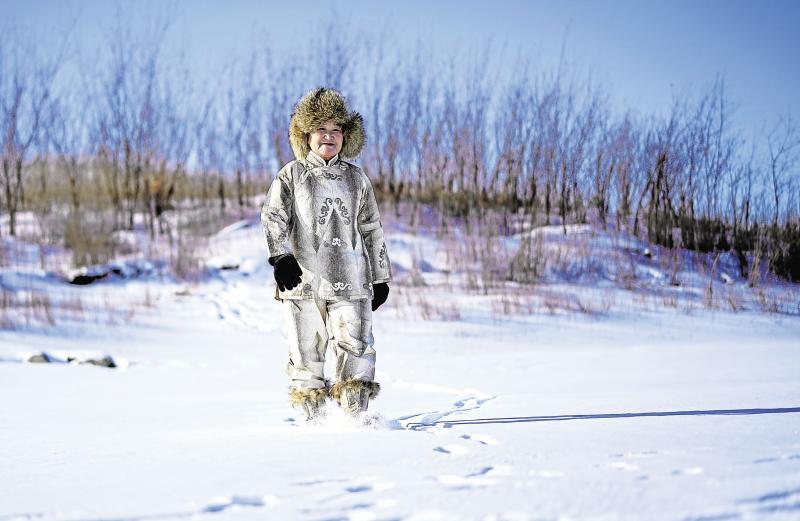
[1, 217, 799, 521]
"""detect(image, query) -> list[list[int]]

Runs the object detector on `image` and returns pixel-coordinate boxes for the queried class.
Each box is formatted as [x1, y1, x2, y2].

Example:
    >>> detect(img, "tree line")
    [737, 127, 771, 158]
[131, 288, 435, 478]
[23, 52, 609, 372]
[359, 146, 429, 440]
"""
[1, 14, 798, 281]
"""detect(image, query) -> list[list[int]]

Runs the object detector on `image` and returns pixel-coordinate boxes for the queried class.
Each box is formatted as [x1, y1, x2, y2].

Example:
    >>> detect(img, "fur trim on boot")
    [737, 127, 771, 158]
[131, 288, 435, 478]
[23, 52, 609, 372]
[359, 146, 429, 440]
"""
[289, 386, 330, 422]
[330, 379, 380, 415]
[289, 88, 366, 160]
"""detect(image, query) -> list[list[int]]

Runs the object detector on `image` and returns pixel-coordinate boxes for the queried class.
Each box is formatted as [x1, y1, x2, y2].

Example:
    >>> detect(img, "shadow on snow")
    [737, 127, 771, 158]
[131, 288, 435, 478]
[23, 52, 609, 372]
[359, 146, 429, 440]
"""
[405, 406, 800, 430]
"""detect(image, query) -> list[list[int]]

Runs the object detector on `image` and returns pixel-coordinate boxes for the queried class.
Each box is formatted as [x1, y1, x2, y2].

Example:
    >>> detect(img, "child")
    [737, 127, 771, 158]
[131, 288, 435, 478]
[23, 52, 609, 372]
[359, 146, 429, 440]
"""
[260, 88, 392, 422]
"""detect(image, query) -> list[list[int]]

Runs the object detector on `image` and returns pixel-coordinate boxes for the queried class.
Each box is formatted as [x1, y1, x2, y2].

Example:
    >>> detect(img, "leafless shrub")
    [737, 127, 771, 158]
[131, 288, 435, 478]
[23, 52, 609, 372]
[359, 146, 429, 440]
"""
[59, 294, 86, 320]
[681, 293, 697, 314]
[619, 251, 639, 291]
[0, 287, 18, 329]
[63, 210, 120, 267]
[631, 290, 653, 312]
[660, 289, 679, 309]
[747, 247, 763, 288]
[703, 280, 717, 309]
[393, 286, 461, 321]
[490, 291, 538, 319]
[23, 290, 54, 327]
[574, 294, 600, 316]
[407, 248, 428, 287]
[170, 234, 206, 282]
[724, 287, 743, 312]
[538, 288, 600, 316]
[123, 304, 137, 324]
[755, 287, 779, 314]
[509, 231, 546, 284]
[661, 247, 683, 286]
[598, 287, 617, 313]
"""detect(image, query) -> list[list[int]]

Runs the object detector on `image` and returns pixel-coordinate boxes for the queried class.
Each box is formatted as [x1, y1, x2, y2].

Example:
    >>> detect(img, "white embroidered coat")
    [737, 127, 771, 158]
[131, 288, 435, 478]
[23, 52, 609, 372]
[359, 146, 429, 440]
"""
[261, 151, 392, 301]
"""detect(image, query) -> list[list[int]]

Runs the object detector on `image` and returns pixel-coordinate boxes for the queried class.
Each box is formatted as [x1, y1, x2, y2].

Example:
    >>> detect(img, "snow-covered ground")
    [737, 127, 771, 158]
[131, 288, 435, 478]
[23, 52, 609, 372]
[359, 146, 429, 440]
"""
[1, 216, 799, 521]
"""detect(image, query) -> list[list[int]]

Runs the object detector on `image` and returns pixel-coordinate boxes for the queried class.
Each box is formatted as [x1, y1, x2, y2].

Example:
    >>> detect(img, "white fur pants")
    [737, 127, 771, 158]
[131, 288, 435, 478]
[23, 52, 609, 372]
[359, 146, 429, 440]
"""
[282, 297, 375, 390]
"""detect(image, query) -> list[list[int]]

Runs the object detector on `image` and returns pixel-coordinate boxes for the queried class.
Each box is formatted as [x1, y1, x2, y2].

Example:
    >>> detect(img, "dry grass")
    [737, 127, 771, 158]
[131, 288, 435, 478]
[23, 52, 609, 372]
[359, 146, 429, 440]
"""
[703, 282, 716, 309]
[661, 248, 683, 287]
[0, 286, 55, 329]
[0, 282, 162, 330]
[392, 286, 462, 321]
[387, 213, 800, 320]
[755, 287, 781, 314]
[660, 289, 679, 309]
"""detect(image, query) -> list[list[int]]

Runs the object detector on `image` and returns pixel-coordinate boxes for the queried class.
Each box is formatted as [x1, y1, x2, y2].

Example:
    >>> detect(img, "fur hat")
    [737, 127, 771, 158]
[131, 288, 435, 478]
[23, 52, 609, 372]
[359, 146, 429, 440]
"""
[289, 87, 366, 161]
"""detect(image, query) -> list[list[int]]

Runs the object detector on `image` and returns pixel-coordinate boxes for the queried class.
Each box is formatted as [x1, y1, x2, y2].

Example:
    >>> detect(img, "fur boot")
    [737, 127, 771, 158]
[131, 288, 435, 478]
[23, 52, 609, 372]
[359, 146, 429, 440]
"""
[289, 386, 330, 422]
[330, 379, 380, 415]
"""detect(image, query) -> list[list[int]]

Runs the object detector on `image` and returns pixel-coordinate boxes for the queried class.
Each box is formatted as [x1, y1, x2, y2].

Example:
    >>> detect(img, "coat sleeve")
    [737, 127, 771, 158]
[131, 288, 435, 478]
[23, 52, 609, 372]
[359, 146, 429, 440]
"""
[260, 164, 294, 260]
[357, 170, 392, 284]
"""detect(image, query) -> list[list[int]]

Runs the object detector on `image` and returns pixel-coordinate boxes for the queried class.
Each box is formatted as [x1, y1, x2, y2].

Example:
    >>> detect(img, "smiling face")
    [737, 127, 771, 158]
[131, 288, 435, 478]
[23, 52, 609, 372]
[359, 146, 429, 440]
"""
[308, 120, 343, 161]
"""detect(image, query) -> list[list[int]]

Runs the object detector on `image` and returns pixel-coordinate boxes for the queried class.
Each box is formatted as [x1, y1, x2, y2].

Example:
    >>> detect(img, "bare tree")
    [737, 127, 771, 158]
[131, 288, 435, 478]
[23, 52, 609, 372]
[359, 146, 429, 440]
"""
[0, 26, 65, 236]
[766, 114, 800, 227]
[46, 89, 89, 212]
[89, 7, 172, 231]
[223, 53, 262, 219]
[264, 54, 300, 171]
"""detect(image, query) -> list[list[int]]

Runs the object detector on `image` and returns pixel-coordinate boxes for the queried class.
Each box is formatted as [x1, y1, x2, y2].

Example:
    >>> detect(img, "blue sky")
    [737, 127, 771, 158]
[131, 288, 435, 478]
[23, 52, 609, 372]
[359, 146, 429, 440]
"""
[4, 0, 799, 139]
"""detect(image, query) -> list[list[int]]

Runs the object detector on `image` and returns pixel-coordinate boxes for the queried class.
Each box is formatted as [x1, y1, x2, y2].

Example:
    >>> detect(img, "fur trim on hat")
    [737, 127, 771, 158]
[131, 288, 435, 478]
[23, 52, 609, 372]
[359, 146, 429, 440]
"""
[289, 88, 366, 160]
[289, 386, 330, 409]
[330, 379, 381, 404]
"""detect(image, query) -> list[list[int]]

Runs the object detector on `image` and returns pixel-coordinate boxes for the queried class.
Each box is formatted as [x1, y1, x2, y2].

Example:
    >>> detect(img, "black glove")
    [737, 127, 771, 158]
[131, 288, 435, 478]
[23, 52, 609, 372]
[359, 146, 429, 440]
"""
[272, 255, 303, 291]
[372, 282, 389, 311]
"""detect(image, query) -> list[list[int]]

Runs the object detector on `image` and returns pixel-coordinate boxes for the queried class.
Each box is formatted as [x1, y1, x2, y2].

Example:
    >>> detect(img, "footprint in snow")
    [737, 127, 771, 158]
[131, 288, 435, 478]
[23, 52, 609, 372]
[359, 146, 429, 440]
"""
[611, 450, 660, 459]
[292, 477, 349, 487]
[609, 461, 640, 471]
[203, 494, 278, 513]
[433, 444, 468, 456]
[753, 453, 800, 464]
[305, 498, 398, 520]
[437, 474, 497, 488]
[436, 465, 511, 489]
[459, 433, 499, 446]
[671, 467, 704, 476]
[317, 481, 395, 505]
[344, 485, 372, 493]
[467, 465, 512, 477]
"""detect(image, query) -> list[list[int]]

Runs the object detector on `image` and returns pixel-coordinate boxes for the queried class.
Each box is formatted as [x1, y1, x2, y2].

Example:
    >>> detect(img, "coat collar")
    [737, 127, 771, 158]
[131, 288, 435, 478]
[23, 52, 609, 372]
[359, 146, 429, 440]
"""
[306, 150, 340, 167]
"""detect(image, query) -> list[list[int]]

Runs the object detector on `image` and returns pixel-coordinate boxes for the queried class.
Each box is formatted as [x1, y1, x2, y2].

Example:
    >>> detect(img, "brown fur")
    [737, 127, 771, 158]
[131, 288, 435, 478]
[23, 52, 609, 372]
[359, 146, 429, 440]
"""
[288, 386, 330, 409]
[289, 88, 366, 160]
[330, 379, 381, 404]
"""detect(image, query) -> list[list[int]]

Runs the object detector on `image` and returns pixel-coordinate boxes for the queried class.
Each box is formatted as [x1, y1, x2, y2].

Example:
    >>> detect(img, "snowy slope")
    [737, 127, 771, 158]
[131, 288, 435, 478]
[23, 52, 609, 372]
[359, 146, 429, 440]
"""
[1, 218, 799, 521]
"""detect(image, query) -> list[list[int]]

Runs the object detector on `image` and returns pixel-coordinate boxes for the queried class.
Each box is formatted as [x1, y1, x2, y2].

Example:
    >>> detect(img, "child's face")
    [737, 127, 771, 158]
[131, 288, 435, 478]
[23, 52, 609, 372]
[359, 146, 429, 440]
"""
[308, 120, 343, 160]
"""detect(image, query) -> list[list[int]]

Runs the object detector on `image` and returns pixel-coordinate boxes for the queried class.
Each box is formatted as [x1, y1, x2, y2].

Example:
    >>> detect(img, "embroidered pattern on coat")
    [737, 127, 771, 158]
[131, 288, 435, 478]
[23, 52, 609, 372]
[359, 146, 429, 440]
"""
[321, 170, 343, 180]
[323, 237, 344, 248]
[318, 198, 331, 224]
[318, 197, 351, 225]
[377, 243, 387, 268]
[334, 198, 351, 223]
[331, 282, 352, 291]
